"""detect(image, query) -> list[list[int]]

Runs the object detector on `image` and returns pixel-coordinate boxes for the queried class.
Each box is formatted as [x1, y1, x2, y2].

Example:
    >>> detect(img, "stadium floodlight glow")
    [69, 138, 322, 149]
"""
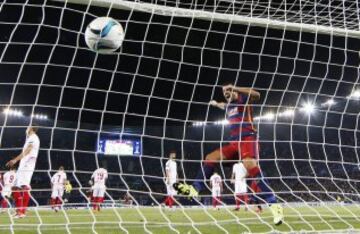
[300, 102, 315, 114]
[2, 108, 23, 117]
[279, 109, 295, 117]
[348, 90, 360, 99]
[214, 119, 229, 125]
[31, 114, 48, 120]
[192, 121, 206, 127]
[262, 112, 275, 120]
[321, 99, 336, 106]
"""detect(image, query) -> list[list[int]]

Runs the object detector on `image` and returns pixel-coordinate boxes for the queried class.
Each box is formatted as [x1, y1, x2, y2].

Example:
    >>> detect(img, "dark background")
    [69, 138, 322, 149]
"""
[0, 0, 359, 205]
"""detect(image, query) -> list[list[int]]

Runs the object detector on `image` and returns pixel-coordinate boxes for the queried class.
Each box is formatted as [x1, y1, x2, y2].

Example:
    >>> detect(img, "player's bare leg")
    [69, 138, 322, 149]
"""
[243, 157, 283, 225]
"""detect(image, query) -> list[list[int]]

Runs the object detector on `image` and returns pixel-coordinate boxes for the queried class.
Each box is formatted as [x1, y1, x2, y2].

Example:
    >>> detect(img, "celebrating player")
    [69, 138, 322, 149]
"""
[6, 126, 40, 218]
[174, 85, 283, 225]
[0, 167, 16, 210]
[164, 151, 177, 209]
[50, 166, 67, 212]
[231, 161, 248, 211]
[90, 167, 108, 211]
[209, 172, 222, 209]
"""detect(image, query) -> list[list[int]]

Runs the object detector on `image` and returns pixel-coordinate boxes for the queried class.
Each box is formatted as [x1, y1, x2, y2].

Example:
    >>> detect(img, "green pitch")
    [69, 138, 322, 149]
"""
[1, 205, 360, 233]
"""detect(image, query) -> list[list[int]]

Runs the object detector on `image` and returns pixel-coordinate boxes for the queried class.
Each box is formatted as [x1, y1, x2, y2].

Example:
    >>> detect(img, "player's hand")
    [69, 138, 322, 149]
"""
[88, 180, 93, 186]
[209, 100, 218, 107]
[6, 159, 17, 167]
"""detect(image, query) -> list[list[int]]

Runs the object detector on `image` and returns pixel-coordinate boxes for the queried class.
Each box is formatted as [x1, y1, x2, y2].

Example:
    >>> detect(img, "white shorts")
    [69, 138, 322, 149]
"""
[212, 188, 221, 197]
[51, 187, 64, 199]
[166, 182, 177, 196]
[92, 185, 106, 198]
[15, 169, 34, 187]
[235, 182, 247, 194]
[1, 186, 12, 198]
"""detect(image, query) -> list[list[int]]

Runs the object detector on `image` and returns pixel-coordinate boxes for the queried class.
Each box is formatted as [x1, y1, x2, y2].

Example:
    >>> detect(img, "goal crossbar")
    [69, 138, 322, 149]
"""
[54, 0, 360, 38]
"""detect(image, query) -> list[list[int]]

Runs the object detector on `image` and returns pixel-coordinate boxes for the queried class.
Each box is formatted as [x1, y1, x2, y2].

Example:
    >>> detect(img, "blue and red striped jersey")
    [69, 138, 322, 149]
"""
[225, 94, 256, 140]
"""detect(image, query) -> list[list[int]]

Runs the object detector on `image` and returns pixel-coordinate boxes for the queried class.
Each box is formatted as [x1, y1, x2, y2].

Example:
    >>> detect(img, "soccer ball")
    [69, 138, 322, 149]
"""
[85, 17, 125, 54]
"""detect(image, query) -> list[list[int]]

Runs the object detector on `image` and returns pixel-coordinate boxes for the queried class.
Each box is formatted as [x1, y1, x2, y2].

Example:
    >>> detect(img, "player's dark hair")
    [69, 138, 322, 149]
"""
[221, 82, 234, 86]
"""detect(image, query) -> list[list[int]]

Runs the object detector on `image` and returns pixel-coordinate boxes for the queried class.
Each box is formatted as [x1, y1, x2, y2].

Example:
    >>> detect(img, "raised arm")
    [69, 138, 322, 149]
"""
[209, 100, 227, 110]
[223, 85, 260, 102]
[6, 144, 33, 167]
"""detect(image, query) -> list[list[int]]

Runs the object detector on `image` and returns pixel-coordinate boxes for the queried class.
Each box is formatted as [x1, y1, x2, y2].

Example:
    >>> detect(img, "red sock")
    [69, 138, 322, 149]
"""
[213, 197, 221, 208]
[168, 196, 174, 208]
[13, 191, 23, 214]
[236, 194, 249, 208]
[57, 197, 62, 206]
[164, 196, 169, 206]
[235, 195, 240, 208]
[92, 197, 97, 210]
[97, 197, 103, 211]
[22, 190, 30, 214]
[243, 194, 249, 205]
[50, 198, 56, 209]
[1, 199, 7, 208]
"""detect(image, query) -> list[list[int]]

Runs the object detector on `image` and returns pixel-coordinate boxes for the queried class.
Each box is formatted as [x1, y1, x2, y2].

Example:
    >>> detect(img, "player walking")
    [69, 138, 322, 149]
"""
[209, 172, 222, 209]
[231, 161, 248, 211]
[174, 85, 283, 225]
[90, 167, 108, 211]
[164, 151, 177, 209]
[50, 166, 67, 212]
[6, 126, 40, 218]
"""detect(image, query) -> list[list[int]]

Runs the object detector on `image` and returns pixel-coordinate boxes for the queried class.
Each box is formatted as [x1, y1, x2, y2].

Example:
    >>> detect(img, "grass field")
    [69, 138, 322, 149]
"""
[1, 205, 360, 233]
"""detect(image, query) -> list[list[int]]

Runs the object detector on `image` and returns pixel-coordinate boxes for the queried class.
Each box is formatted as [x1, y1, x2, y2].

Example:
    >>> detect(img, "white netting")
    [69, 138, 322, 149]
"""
[0, 0, 360, 233]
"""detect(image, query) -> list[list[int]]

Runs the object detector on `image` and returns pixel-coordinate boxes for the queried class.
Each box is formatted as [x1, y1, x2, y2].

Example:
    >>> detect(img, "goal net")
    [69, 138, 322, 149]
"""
[0, 0, 359, 233]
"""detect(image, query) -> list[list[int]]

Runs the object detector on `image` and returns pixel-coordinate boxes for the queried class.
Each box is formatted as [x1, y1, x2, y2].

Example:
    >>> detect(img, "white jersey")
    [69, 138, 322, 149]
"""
[3, 171, 16, 187]
[232, 163, 247, 194]
[18, 133, 40, 171]
[51, 171, 67, 188]
[165, 159, 177, 184]
[210, 174, 222, 197]
[210, 174, 222, 190]
[92, 168, 108, 187]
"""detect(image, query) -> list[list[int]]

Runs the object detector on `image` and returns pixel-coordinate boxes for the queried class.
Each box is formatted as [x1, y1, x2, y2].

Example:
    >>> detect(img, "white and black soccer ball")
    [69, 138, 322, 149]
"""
[85, 17, 125, 54]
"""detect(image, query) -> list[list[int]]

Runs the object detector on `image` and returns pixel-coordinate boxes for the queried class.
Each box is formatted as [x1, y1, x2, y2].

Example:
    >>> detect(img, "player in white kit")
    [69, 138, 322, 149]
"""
[209, 172, 223, 209]
[90, 167, 108, 211]
[164, 151, 177, 208]
[6, 126, 40, 218]
[50, 166, 67, 211]
[0, 167, 16, 210]
[231, 161, 248, 211]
